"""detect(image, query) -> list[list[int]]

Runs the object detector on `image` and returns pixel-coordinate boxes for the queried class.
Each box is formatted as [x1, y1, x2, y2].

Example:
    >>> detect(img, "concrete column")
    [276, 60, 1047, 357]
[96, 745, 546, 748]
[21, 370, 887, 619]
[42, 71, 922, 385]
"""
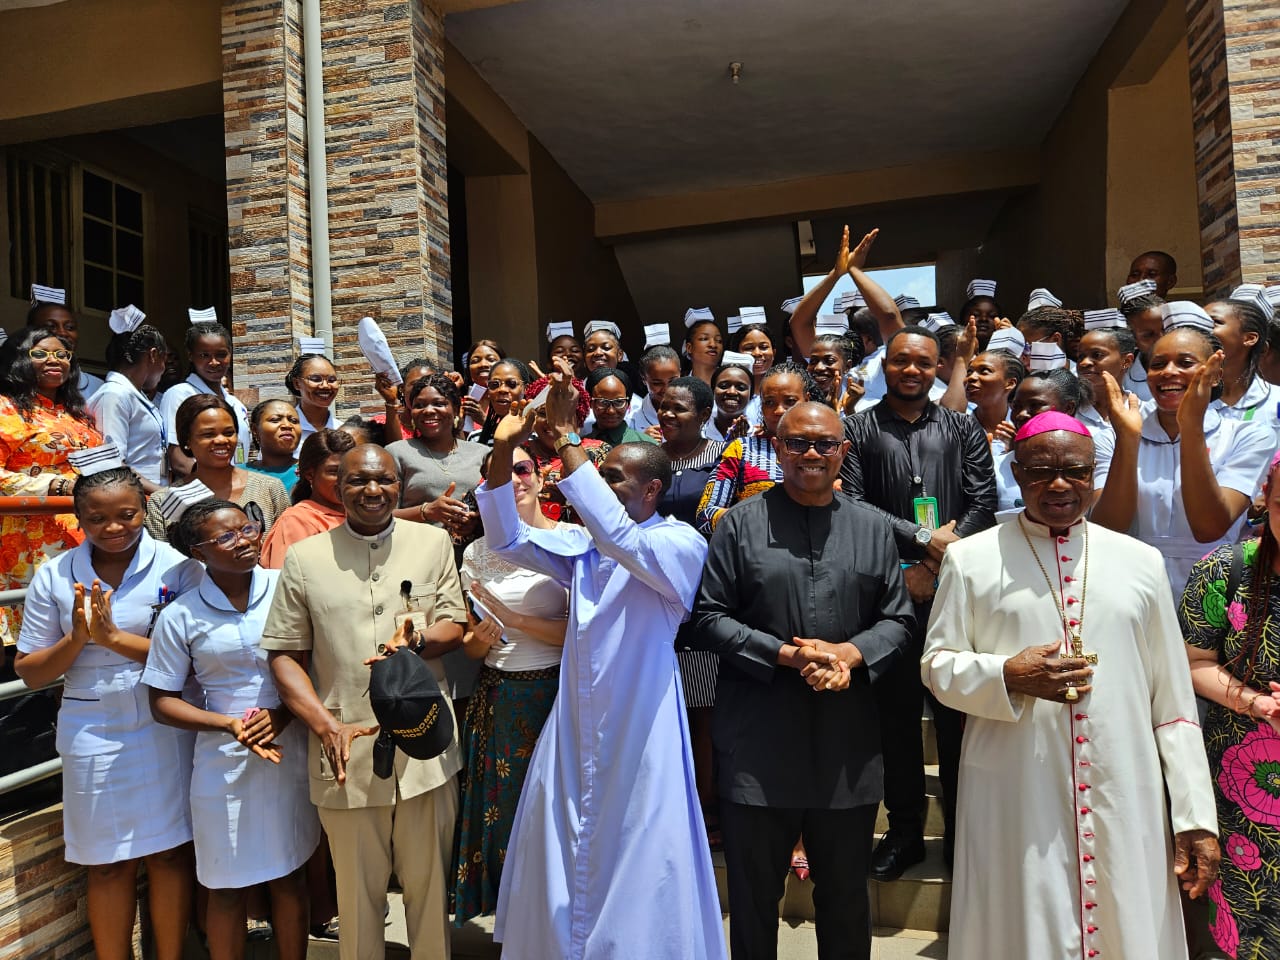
[1186, 0, 1280, 297]
[222, 0, 452, 414]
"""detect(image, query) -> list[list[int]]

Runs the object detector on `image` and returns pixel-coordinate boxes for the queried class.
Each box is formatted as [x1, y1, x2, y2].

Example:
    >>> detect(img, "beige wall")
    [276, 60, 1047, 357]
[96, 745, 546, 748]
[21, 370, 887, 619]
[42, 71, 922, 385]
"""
[0, 0, 221, 139]
[1106, 39, 1203, 298]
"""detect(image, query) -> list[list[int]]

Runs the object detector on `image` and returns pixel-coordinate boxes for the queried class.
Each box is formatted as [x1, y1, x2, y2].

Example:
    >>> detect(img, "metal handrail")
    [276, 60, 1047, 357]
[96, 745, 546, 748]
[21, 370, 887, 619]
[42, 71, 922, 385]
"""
[0, 495, 74, 516]
[0, 586, 62, 796]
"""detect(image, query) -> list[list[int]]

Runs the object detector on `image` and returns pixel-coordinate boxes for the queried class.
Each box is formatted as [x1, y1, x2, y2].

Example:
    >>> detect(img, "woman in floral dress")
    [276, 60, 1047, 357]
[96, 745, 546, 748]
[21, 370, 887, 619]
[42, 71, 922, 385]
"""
[1181, 452, 1280, 959]
[0, 327, 102, 644]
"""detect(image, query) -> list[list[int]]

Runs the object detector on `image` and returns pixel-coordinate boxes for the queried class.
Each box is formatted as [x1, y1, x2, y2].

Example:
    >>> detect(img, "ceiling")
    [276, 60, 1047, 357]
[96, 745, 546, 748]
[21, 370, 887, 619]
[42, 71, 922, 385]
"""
[446, 0, 1129, 203]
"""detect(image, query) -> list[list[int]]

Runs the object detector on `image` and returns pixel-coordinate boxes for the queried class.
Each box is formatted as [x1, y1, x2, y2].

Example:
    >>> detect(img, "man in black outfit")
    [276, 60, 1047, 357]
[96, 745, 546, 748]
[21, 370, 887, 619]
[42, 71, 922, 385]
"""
[840, 325, 997, 879]
[694, 401, 913, 960]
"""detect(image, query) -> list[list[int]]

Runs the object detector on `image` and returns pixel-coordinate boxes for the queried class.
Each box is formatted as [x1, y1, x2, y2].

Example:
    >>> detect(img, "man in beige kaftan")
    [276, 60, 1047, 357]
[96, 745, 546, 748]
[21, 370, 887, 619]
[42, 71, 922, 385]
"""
[922, 410, 1220, 960]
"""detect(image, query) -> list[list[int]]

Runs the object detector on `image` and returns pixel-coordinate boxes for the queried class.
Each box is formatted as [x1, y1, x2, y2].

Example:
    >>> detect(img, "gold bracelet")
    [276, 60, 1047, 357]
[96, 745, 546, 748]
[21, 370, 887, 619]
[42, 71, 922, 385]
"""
[1245, 691, 1265, 716]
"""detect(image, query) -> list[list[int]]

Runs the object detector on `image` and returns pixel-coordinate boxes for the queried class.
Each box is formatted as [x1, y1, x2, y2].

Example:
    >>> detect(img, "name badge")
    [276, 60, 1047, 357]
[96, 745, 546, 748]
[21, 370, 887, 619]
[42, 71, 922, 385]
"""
[913, 496, 939, 530]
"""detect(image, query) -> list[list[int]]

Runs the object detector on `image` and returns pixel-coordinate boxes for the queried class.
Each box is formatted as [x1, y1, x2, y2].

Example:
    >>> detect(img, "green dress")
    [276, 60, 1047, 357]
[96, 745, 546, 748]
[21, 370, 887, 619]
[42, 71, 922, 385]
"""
[1179, 540, 1280, 959]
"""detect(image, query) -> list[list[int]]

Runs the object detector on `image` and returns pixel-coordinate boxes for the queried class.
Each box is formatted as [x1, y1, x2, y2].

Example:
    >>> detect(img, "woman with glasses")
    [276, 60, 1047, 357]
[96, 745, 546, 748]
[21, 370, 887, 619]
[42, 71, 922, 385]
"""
[145, 395, 291, 542]
[584, 367, 655, 447]
[0, 327, 103, 644]
[284, 354, 339, 454]
[160, 321, 251, 482]
[1093, 321, 1273, 598]
[451, 443, 568, 926]
[467, 358, 530, 446]
[519, 374, 611, 524]
[15, 466, 202, 960]
[146, 499, 318, 960]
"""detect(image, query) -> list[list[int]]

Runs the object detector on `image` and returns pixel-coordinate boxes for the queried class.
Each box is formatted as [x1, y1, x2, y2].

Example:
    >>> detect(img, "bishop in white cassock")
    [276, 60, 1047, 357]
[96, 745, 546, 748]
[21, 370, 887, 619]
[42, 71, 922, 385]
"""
[923, 411, 1220, 960]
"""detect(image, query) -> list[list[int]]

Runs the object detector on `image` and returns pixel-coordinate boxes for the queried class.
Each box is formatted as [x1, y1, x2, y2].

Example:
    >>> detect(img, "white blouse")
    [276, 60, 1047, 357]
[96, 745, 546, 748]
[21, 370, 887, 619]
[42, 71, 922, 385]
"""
[460, 533, 568, 672]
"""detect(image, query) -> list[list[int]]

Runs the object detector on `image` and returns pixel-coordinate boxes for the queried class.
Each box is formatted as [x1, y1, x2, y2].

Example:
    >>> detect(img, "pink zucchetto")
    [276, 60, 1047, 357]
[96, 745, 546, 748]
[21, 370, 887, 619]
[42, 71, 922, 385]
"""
[1013, 411, 1092, 444]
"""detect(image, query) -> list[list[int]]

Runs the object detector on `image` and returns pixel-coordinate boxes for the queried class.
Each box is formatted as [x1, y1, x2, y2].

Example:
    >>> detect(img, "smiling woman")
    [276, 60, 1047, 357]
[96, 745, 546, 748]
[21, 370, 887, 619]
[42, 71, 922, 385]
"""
[144, 395, 291, 542]
[0, 326, 103, 644]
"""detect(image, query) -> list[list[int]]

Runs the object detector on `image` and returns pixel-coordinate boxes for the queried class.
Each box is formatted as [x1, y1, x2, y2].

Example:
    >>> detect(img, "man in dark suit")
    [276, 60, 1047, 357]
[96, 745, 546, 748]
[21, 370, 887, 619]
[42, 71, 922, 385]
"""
[693, 401, 914, 960]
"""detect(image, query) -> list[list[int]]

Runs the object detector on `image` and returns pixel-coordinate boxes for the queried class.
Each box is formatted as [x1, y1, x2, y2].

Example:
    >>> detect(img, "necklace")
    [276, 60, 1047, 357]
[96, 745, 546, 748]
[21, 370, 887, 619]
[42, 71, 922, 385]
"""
[1017, 516, 1097, 701]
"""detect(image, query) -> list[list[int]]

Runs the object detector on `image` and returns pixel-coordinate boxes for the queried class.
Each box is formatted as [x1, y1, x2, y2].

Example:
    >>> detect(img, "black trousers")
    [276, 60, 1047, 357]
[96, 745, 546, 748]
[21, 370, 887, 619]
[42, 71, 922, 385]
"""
[875, 603, 963, 842]
[720, 801, 877, 960]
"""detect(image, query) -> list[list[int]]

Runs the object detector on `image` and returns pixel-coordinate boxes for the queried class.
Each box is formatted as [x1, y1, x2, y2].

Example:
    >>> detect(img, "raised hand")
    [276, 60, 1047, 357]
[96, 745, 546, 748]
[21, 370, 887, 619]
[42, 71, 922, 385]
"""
[545, 357, 580, 433]
[1176, 350, 1223, 436]
[833, 225, 852, 276]
[1102, 372, 1141, 440]
[848, 227, 879, 272]
[956, 316, 979, 364]
[494, 403, 539, 447]
[374, 372, 400, 406]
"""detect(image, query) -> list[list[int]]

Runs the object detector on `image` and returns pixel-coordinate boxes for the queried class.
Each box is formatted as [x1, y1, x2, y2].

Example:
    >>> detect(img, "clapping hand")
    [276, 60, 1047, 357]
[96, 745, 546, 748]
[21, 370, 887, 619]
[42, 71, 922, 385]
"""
[1101, 372, 1142, 440]
[1176, 350, 1224, 436]
[847, 227, 879, 273]
[87, 581, 120, 648]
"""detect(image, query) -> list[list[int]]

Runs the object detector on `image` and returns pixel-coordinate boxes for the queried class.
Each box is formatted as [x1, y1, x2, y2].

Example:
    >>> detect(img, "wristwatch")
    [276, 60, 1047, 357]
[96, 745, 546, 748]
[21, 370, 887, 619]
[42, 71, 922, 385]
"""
[914, 525, 933, 546]
[554, 432, 582, 454]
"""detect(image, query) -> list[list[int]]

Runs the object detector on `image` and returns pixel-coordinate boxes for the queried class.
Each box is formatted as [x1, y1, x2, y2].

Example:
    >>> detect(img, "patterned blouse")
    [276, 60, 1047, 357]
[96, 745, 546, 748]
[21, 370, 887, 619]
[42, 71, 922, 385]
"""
[529, 438, 611, 524]
[143, 469, 292, 542]
[0, 394, 103, 644]
[696, 434, 782, 536]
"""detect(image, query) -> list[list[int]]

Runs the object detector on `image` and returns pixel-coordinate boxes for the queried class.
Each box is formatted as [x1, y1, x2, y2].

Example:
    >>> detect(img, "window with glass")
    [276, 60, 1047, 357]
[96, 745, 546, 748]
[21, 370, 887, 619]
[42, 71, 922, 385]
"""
[81, 169, 144, 312]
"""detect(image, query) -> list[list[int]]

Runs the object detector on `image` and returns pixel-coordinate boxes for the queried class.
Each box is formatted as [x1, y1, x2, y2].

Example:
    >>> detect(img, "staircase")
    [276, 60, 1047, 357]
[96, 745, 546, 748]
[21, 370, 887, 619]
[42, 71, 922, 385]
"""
[202, 718, 951, 959]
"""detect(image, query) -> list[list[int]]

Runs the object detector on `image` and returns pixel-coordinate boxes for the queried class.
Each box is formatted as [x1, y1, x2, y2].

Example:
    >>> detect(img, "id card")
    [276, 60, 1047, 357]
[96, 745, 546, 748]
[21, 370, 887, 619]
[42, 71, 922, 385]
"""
[913, 496, 939, 530]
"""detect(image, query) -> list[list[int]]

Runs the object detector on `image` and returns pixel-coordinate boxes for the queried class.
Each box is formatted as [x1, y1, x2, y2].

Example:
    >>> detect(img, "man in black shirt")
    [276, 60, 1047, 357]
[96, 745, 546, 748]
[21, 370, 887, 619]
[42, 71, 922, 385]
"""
[695, 401, 913, 960]
[840, 325, 997, 879]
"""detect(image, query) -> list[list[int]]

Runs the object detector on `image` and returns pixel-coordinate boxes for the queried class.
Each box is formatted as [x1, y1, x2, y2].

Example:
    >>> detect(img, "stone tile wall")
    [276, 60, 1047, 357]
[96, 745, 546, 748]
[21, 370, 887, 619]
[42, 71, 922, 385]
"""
[222, 0, 452, 418]
[1186, 0, 1280, 296]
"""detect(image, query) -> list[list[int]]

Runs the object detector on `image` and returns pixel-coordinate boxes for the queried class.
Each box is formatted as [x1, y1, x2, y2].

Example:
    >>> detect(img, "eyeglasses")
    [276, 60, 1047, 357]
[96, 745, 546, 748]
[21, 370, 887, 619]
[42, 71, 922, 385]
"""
[1017, 464, 1095, 485]
[29, 348, 72, 362]
[195, 521, 262, 549]
[512, 461, 537, 478]
[591, 397, 629, 411]
[489, 378, 523, 390]
[302, 375, 339, 386]
[778, 437, 843, 457]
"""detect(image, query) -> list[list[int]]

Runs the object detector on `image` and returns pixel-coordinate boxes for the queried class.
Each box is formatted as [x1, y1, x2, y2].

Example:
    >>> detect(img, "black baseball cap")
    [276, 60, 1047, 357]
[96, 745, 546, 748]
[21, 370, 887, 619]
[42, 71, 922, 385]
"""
[369, 648, 453, 778]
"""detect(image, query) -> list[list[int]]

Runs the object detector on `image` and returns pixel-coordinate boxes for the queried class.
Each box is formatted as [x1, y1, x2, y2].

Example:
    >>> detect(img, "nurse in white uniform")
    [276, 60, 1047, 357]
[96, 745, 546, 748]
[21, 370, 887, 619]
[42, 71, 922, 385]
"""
[1096, 314, 1273, 599]
[145, 499, 318, 960]
[88, 312, 169, 490]
[1117, 279, 1164, 403]
[15, 464, 201, 960]
[160, 315, 251, 479]
[1074, 321, 1141, 445]
[1207, 292, 1280, 442]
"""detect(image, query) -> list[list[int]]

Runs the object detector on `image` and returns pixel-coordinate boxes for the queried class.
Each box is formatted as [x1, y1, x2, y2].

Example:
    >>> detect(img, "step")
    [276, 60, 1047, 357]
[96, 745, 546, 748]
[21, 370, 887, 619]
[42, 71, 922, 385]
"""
[875, 766, 945, 838]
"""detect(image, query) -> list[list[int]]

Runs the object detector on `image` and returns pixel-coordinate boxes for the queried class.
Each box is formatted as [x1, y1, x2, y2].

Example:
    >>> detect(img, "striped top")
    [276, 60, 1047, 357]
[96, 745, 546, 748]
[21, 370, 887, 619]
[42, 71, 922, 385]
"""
[696, 434, 782, 536]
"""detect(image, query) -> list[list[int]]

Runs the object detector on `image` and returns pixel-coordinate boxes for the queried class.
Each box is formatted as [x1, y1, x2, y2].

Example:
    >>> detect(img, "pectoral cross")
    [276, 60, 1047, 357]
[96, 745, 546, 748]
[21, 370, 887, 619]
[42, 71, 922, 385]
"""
[1070, 632, 1098, 665]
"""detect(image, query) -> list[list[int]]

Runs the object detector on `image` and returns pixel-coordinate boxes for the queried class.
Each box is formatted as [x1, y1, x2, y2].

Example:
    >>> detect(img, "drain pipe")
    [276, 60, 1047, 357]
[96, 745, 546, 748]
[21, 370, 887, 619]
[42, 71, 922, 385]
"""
[302, 0, 333, 354]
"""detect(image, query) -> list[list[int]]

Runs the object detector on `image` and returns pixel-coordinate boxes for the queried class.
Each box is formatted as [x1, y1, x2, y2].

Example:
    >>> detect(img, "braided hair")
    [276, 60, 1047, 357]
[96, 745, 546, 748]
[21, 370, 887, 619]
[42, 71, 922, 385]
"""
[72, 466, 146, 515]
[105, 324, 167, 371]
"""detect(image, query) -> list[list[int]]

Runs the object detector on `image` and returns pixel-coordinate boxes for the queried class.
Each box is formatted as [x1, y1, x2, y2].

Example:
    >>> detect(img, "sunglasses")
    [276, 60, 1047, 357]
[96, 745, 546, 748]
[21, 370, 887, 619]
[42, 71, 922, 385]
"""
[1017, 464, 1095, 485]
[778, 437, 843, 457]
[489, 378, 524, 390]
[29, 348, 72, 362]
[591, 397, 629, 411]
[512, 461, 537, 478]
[195, 521, 262, 549]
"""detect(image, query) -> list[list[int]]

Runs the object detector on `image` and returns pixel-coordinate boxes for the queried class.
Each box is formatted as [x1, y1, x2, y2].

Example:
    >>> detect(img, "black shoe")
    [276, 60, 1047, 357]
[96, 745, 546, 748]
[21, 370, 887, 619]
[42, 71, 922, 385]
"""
[870, 829, 926, 882]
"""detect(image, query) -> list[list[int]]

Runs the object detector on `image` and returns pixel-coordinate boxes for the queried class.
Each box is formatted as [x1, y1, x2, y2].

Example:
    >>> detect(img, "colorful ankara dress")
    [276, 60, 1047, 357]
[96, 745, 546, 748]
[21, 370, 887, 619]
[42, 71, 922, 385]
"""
[696, 434, 782, 536]
[528, 437, 609, 524]
[1181, 540, 1280, 959]
[0, 394, 101, 644]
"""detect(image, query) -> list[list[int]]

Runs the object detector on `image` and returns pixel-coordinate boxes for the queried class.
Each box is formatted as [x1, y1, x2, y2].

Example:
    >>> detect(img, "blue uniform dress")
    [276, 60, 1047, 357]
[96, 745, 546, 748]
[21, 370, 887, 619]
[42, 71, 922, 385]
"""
[475, 465, 727, 960]
[144, 568, 319, 888]
[17, 534, 201, 864]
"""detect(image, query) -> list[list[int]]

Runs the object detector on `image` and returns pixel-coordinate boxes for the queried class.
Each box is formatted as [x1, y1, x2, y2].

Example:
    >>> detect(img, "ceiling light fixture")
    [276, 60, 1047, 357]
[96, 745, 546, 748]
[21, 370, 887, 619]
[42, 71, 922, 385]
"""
[729, 61, 743, 85]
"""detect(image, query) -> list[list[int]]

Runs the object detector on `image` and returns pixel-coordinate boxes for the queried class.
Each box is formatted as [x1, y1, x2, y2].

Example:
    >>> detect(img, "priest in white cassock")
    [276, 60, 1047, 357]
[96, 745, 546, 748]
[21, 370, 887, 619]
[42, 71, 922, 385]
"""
[474, 357, 726, 960]
[923, 410, 1220, 960]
